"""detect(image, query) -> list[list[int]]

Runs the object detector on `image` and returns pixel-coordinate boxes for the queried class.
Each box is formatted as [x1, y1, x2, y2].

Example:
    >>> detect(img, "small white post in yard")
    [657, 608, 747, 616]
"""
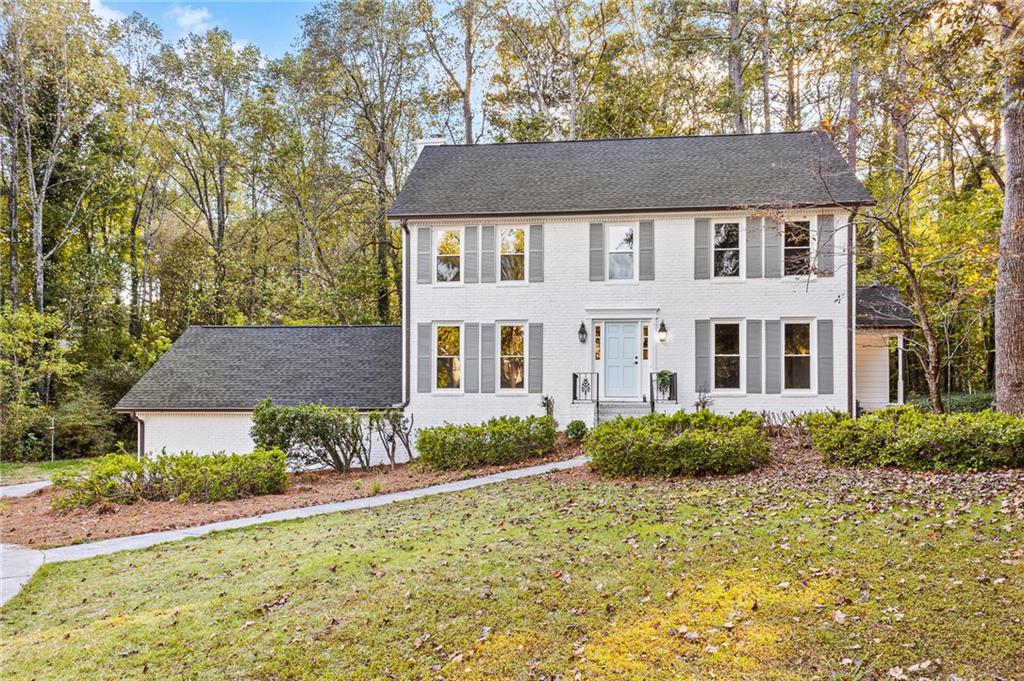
[897, 333, 905, 405]
[49, 416, 55, 461]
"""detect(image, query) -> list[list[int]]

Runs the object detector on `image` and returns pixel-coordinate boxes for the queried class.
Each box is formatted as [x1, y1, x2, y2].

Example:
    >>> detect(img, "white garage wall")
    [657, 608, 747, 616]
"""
[136, 411, 405, 466]
[855, 332, 891, 412]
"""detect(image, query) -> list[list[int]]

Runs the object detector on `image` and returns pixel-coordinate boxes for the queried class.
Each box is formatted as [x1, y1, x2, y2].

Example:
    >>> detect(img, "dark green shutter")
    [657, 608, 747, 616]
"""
[764, 320, 781, 393]
[417, 323, 432, 392]
[746, 319, 762, 393]
[746, 217, 763, 278]
[589, 223, 604, 281]
[694, 218, 710, 279]
[694, 319, 711, 392]
[816, 214, 835, 276]
[417, 228, 431, 284]
[529, 224, 544, 282]
[639, 220, 655, 280]
[528, 323, 543, 393]
[817, 319, 834, 394]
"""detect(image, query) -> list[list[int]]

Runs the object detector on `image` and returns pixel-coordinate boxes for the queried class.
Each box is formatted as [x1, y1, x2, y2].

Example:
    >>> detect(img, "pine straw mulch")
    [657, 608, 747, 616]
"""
[0, 439, 582, 549]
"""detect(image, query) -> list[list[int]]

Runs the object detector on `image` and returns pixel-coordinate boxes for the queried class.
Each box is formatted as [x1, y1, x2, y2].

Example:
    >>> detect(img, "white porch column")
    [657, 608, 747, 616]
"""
[897, 333, 905, 404]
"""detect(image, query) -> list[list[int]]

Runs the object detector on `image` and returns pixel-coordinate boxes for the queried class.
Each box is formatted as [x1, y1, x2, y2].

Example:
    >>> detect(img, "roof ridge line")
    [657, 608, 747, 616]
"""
[430, 130, 822, 149]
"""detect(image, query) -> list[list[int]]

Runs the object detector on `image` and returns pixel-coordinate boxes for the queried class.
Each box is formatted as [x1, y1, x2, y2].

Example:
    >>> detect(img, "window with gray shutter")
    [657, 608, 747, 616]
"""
[417, 323, 431, 392]
[589, 223, 604, 281]
[464, 226, 479, 283]
[480, 226, 496, 283]
[746, 319, 762, 393]
[764, 218, 782, 278]
[817, 319, 834, 394]
[764, 320, 781, 393]
[639, 221, 655, 280]
[694, 319, 711, 392]
[816, 214, 835, 276]
[464, 323, 480, 392]
[417, 228, 431, 284]
[480, 323, 496, 392]
[694, 218, 711, 279]
[746, 217, 763, 278]
[529, 224, 544, 282]
[528, 323, 543, 393]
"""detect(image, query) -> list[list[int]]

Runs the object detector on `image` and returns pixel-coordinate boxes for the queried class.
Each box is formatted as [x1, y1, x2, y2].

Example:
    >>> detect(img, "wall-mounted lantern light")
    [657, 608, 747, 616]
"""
[578, 322, 588, 343]
[658, 321, 668, 343]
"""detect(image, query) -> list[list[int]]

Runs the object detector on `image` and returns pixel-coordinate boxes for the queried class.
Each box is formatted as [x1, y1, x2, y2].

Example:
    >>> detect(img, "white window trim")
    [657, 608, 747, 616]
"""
[606, 222, 639, 284]
[711, 218, 746, 280]
[497, 226, 529, 286]
[432, 321, 464, 394]
[433, 226, 465, 287]
[711, 318, 745, 394]
[782, 318, 816, 394]
[495, 321, 528, 393]
[781, 216, 817, 281]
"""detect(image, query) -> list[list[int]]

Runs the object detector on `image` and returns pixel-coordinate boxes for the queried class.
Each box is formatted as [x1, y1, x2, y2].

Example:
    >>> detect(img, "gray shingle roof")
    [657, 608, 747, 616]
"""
[389, 131, 874, 218]
[114, 325, 402, 412]
[857, 285, 917, 329]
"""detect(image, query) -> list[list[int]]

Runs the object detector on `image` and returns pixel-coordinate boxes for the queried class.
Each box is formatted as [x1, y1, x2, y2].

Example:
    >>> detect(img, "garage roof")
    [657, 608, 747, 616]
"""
[857, 285, 917, 329]
[115, 325, 402, 412]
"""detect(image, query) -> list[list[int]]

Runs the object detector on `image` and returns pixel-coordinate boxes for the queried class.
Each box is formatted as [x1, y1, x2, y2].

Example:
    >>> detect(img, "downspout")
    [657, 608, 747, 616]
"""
[395, 219, 411, 409]
[130, 413, 145, 461]
[847, 208, 857, 416]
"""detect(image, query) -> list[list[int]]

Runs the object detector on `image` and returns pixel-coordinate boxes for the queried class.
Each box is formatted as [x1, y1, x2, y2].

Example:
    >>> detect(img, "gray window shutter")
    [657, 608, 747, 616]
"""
[694, 218, 711, 279]
[464, 323, 480, 393]
[417, 323, 432, 392]
[529, 224, 544, 282]
[639, 220, 655, 280]
[764, 218, 782, 278]
[464, 226, 479, 283]
[589, 223, 604, 281]
[480, 226, 496, 283]
[746, 217, 763, 278]
[764, 320, 781, 393]
[480, 323, 495, 393]
[817, 319, 834, 394]
[417, 228, 431, 284]
[694, 319, 711, 392]
[816, 214, 835, 276]
[528, 323, 543, 393]
[746, 319, 762, 393]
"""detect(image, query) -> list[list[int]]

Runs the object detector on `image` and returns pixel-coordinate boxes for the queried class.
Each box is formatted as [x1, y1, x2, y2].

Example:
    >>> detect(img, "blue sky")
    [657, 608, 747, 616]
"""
[94, 0, 315, 58]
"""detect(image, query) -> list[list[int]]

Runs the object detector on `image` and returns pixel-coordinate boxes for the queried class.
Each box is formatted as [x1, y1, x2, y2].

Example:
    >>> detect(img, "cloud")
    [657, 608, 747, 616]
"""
[166, 5, 214, 34]
[90, 0, 125, 23]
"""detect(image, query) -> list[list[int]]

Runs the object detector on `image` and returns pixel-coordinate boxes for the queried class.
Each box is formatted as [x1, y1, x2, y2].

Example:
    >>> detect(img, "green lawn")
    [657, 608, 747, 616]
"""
[1, 468, 1021, 680]
[0, 458, 93, 485]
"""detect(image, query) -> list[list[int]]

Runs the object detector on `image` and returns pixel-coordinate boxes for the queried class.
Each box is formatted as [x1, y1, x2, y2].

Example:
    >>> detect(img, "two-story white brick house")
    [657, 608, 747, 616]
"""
[117, 131, 915, 455]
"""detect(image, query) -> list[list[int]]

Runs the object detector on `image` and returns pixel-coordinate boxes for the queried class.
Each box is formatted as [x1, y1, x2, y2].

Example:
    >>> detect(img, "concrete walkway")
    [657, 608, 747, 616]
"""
[0, 480, 52, 499]
[1, 455, 586, 606]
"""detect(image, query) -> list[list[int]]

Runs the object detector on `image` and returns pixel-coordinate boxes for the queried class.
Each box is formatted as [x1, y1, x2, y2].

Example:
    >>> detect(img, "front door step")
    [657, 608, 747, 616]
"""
[597, 401, 651, 422]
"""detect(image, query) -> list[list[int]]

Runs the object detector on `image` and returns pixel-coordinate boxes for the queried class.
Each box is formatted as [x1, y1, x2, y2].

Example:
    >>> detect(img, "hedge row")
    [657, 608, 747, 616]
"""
[416, 415, 557, 470]
[585, 410, 770, 478]
[804, 406, 1024, 472]
[51, 449, 288, 511]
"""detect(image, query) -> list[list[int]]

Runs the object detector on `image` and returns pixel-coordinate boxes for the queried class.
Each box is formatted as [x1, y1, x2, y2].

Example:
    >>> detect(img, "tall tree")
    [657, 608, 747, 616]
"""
[727, 0, 745, 133]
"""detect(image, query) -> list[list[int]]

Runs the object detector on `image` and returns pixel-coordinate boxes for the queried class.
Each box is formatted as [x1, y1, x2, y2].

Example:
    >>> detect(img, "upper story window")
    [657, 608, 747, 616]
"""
[713, 222, 741, 277]
[499, 323, 525, 389]
[608, 224, 635, 280]
[500, 227, 526, 281]
[434, 228, 462, 283]
[435, 324, 461, 389]
[713, 322, 741, 390]
[784, 322, 812, 389]
[784, 220, 811, 276]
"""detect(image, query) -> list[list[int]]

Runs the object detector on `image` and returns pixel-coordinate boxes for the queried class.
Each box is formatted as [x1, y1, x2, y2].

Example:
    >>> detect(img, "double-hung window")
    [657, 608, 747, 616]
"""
[434, 228, 462, 283]
[783, 220, 811, 276]
[607, 224, 635, 280]
[500, 227, 526, 281]
[499, 324, 526, 390]
[784, 322, 812, 389]
[713, 222, 741, 277]
[713, 322, 741, 390]
[435, 325, 462, 390]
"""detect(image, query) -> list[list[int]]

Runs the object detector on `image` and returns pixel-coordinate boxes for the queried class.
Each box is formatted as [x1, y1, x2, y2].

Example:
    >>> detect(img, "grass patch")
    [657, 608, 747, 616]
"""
[1, 475, 1021, 679]
[0, 458, 94, 485]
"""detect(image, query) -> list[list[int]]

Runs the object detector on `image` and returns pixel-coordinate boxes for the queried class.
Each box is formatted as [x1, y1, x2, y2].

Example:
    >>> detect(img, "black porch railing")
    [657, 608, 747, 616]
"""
[572, 372, 599, 405]
[649, 371, 678, 412]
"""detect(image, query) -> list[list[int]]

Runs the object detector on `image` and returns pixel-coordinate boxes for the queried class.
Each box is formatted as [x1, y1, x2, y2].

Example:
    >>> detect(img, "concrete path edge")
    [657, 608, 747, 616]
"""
[1, 455, 587, 606]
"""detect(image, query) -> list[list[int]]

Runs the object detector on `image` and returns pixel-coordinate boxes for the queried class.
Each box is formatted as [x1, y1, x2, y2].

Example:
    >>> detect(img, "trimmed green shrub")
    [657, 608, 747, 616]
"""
[805, 406, 1024, 472]
[51, 449, 288, 511]
[585, 410, 769, 478]
[910, 391, 995, 414]
[565, 420, 589, 441]
[251, 399, 370, 473]
[417, 415, 557, 470]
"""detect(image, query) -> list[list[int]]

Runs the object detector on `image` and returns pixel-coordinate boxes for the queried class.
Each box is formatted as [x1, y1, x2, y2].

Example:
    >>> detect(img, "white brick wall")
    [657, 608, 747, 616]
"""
[405, 209, 855, 430]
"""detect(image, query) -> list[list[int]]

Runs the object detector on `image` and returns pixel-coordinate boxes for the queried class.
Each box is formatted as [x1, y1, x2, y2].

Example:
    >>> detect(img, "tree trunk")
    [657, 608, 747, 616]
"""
[761, 0, 770, 133]
[847, 53, 859, 172]
[728, 0, 746, 134]
[375, 146, 391, 323]
[128, 198, 144, 338]
[462, 0, 475, 145]
[562, 0, 578, 140]
[6, 129, 17, 305]
[995, 5, 1024, 413]
[32, 205, 43, 311]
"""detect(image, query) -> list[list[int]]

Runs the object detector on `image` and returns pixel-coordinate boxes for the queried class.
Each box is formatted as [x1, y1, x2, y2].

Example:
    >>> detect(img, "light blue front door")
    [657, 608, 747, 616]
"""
[604, 322, 640, 397]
